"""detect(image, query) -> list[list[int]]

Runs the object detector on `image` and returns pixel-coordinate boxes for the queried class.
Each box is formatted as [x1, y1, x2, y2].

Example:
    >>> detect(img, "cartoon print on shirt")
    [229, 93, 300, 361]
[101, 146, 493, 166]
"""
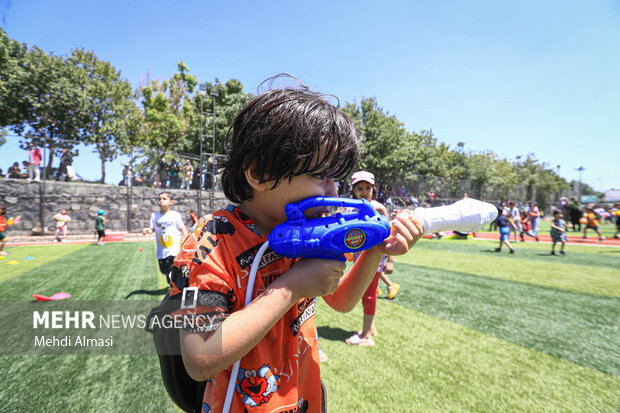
[227, 205, 262, 237]
[157, 218, 175, 248]
[205, 215, 235, 236]
[236, 365, 280, 408]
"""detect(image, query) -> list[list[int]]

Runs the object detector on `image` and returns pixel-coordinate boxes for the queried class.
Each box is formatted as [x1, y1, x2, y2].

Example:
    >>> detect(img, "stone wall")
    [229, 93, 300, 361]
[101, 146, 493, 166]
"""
[0, 178, 229, 236]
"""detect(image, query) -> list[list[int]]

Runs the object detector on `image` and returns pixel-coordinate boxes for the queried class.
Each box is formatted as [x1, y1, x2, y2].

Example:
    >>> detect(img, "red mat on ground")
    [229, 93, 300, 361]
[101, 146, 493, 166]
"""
[32, 292, 72, 301]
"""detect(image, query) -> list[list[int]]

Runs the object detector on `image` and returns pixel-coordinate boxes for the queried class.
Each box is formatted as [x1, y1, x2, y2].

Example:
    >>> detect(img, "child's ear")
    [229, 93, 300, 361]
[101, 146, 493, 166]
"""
[244, 166, 270, 192]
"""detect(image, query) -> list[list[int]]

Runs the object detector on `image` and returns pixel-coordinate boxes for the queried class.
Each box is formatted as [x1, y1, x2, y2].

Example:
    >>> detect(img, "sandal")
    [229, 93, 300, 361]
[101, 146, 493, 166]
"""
[346, 333, 375, 346]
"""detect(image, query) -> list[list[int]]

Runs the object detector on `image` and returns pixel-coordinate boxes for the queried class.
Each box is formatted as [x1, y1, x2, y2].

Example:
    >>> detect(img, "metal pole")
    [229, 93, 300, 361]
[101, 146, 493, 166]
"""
[198, 92, 204, 217]
[127, 148, 133, 233]
[211, 93, 216, 211]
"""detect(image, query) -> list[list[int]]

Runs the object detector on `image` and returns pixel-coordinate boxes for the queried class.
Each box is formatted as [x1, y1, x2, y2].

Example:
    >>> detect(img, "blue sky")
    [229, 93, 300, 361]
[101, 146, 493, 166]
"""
[1, 0, 619, 191]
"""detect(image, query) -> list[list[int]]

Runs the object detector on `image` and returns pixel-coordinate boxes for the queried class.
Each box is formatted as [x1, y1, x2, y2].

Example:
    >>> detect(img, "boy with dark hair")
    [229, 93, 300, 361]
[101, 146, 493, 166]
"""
[550, 210, 568, 255]
[143, 192, 187, 282]
[168, 82, 423, 412]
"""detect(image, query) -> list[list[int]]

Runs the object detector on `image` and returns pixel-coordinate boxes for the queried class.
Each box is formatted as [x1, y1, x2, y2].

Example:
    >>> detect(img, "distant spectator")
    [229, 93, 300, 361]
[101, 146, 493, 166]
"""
[168, 159, 180, 188]
[158, 156, 168, 188]
[0, 167, 4, 178]
[8, 162, 23, 179]
[182, 159, 193, 189]
[56, 148, 73, 181]
[122, 164, 133, 187]
[566, 197, 582, 232]
[27, 142, 42, 181]
[190, 165, 202, 190]
[134, 173, 145, 187]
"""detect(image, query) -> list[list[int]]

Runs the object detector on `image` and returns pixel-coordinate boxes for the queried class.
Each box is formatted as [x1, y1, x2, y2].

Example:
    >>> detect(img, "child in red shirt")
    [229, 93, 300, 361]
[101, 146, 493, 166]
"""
[169, 79, 423, 412]
[0, 205, 8, 255]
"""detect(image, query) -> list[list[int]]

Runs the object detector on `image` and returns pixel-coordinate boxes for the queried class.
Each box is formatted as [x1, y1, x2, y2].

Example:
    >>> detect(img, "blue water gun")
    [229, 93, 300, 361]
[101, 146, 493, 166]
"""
[268, 196, 391, 261]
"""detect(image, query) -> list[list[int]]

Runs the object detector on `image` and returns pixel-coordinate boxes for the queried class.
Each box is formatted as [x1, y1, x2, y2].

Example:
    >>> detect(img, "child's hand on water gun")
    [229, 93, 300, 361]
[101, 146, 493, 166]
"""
[373, 210, 424, 256]
[285, 258, 346, 299]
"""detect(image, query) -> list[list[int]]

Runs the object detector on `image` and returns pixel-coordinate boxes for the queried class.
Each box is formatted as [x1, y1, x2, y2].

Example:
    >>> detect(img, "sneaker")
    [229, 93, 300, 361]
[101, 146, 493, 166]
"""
[582, 236, 587, 239]
[510, 249, 515, 254]
[560, 251, 566, 256]
[495, 247, 501, 252]
[387, 283, 400, 299]
[599, 237, 605, 242]
[376, 287, 383, 296]
[0, 251, 8, 255]
[551, 251, 556, 255]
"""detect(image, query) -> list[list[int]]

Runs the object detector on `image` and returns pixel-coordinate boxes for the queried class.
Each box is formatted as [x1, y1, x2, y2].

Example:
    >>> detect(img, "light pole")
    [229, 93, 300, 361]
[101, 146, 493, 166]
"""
[197, 82, 207, 216]
[208, 83, 219, 210]
[575, 166, 585, 200]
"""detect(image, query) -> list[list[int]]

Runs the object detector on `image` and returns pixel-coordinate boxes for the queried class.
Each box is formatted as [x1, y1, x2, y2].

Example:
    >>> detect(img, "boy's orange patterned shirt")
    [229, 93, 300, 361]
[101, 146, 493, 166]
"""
[0, 216, 7, 232]
[170, 205, 323, 413]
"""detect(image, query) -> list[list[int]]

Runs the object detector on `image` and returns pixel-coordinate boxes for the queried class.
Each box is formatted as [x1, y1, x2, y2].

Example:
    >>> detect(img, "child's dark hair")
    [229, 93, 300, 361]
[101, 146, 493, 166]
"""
[221, 77, 360, 203]
[158, 192, 173, 201]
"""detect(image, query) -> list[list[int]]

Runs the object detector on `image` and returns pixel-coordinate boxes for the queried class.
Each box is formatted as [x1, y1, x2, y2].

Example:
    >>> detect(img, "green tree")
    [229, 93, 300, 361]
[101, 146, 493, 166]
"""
[138, 62, 197, 154]
[0, 31, 87, 174]
[0, 28, 31, 128]
[343, 98, 418, 183]
[466, 151, 497, 199]
[181, 78, 253, 156]
[69, 49, 141, 183]
[136, 62, 197, 185]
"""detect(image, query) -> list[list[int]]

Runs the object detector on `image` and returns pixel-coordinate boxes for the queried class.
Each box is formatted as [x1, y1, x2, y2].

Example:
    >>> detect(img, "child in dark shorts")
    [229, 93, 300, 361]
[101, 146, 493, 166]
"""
[142, 192, 187, 283]
[95, 209, 106, 246]
[495, 209, 515, 253]
[550, 210, 568, 255]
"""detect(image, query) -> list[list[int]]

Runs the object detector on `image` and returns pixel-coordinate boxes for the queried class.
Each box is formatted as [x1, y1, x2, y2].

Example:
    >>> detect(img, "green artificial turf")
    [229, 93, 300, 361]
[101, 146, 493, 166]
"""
[316, 299, 620, 413]
[0, 243, 88, 283]
[406, 240, 620, 297]
[0, 242, 175, 412]
[1, 239, 618, 412]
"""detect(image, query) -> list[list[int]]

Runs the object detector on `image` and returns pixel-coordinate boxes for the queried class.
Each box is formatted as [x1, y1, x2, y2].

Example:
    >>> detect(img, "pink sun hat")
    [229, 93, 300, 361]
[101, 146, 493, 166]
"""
[351, 171, 375, 186]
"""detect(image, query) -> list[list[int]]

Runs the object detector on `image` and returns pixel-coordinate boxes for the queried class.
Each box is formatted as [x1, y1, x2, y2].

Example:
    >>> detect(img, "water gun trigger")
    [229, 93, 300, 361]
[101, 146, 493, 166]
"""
[269, 197, 391, 261]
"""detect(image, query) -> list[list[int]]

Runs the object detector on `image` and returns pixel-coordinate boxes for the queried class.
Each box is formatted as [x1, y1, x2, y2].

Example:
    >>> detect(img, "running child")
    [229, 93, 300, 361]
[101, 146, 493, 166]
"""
[142, 192, 187, 282]
[0, 204, 13, 255]
[53, 209, 71, 242]
[95, 209, 106, 246]
[613, 203, 620, 239]
[495, 209, 515, 253]
[550, 210, 568, 255]
[167, 82, 423, 412]
[345, 170, 400, 347]
[582, 206, 605, 241]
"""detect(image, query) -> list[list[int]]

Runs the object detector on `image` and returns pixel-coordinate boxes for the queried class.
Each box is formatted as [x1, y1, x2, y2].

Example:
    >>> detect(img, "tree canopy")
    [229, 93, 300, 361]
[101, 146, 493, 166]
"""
[0, 28, 590, 207]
